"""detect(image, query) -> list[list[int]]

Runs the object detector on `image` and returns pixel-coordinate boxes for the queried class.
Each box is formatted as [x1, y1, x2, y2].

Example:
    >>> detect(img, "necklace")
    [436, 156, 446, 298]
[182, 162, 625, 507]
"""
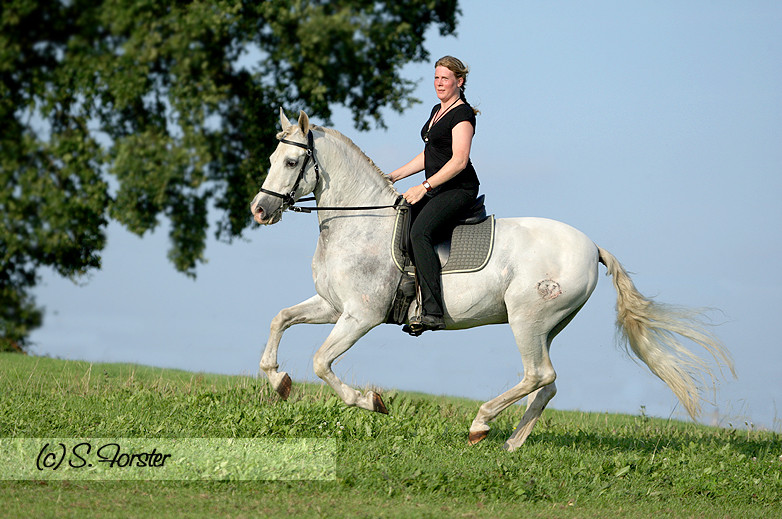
[423, 98, 460, 142]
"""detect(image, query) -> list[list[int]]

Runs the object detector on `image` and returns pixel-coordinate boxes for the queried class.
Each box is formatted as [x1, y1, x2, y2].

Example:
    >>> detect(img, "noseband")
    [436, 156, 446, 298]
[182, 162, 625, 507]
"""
[257, 130, 320, 209]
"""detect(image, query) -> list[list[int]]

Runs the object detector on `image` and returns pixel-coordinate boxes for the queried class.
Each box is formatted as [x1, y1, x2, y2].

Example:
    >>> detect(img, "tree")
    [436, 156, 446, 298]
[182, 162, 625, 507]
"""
[0, 0, 460, 351]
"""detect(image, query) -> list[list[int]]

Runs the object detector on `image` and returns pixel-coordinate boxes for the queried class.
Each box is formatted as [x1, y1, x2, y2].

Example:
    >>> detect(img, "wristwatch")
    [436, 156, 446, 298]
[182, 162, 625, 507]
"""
[422, 180, 433, 192]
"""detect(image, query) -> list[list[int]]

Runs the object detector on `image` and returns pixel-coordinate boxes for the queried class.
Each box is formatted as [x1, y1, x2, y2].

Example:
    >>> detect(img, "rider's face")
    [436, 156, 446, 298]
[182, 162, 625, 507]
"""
[434, 66, 463, 103]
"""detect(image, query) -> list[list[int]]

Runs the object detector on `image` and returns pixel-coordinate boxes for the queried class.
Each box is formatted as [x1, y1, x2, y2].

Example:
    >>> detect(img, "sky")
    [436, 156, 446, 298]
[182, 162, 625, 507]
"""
[30, 1, 782, 431]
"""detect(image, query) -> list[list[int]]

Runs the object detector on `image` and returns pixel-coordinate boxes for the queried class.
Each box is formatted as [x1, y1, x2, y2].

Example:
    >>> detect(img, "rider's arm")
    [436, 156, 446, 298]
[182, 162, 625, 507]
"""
[401, 121, 473, 204]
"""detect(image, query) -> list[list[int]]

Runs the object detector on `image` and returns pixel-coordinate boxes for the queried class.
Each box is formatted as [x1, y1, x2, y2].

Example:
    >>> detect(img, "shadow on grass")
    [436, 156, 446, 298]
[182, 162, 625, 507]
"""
[486, 422, 781, 459]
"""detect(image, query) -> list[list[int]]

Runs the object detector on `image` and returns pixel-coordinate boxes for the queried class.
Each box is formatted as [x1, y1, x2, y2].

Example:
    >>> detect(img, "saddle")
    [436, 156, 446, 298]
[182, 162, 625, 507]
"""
[387, 195, 495, 325]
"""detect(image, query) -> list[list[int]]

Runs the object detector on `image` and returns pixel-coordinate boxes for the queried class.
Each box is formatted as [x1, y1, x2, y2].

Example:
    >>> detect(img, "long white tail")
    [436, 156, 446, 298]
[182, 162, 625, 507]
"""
[598, 246, 736, 419]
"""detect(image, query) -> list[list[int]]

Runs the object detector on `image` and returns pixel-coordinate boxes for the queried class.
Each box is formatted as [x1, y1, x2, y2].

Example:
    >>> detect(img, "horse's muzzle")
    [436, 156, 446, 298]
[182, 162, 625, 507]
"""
[251, 196, 283, 225]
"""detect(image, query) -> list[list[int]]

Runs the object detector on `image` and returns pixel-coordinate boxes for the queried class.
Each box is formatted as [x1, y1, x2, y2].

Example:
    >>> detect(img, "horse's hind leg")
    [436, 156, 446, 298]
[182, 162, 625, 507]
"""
[261, 294, 339, 399]
[502, 382, 557, 451]
[312, 313, 387, 413]
[468, 325, 556, 447]
[501, 306, 583, 451]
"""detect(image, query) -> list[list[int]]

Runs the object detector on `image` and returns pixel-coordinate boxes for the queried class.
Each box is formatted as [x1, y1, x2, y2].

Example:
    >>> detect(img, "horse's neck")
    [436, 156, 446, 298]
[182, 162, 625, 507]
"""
[312, 132, 399, 246]
[314, 133, 398, 211]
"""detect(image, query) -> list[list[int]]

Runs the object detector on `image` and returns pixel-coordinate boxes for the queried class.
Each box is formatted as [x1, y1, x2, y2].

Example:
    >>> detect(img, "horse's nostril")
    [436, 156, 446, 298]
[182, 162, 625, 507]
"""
[252, 204, 266, 223]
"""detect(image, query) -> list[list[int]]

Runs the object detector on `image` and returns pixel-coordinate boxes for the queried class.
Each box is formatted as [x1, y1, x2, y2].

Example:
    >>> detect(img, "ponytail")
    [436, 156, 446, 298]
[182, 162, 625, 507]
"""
[460, 86, 480, 116]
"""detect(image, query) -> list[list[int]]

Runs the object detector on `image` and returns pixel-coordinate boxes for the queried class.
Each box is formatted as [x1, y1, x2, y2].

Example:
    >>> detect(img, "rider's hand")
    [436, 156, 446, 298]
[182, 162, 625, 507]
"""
[403, 184, 428, 205]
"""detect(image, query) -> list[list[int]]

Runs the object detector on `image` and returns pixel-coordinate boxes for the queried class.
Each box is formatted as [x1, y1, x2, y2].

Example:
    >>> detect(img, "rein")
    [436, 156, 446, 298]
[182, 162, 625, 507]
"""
[258, 129, 403, 214]
[288, 198, 403, 214]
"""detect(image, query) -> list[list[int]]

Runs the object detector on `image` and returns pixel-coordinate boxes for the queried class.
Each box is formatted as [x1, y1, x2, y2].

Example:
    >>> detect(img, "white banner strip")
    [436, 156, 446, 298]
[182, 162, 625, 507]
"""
[0, 438, 336, 481]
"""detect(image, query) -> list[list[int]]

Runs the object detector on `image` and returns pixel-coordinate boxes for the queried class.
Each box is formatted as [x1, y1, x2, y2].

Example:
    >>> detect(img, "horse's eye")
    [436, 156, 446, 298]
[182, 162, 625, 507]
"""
[286, 159, 297, 168]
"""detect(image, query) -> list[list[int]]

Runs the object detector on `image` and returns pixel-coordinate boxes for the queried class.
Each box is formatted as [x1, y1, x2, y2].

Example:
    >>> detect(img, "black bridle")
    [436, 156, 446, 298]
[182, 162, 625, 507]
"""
[257, 129, 403, 214]
[256, 130, 320, 210]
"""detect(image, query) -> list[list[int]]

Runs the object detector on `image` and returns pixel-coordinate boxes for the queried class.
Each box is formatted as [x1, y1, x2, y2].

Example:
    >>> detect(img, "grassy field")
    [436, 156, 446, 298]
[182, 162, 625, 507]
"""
[1, 352, 780, 518]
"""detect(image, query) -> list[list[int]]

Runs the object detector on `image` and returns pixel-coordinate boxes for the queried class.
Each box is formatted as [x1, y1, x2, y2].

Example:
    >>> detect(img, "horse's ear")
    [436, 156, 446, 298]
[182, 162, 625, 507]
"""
[279, 107, 291, 130]
[297, 110, 310, 134]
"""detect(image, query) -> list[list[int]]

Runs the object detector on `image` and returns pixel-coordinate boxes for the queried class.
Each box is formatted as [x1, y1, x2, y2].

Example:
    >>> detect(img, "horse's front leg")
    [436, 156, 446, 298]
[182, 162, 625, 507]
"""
[261, 294, 340, 399]
[313, 313, 387, 413]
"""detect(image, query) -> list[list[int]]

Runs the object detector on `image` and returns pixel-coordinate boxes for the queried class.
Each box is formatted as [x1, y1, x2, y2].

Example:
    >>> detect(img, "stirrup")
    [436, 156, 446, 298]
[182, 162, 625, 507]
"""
[402, 323, 424, 337]
[402, 318, 425, 337]
[403, 315, 445, 336]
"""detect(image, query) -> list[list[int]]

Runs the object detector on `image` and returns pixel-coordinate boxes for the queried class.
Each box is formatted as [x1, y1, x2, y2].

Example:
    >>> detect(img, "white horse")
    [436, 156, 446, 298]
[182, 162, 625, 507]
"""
[250, 109, 734, 451]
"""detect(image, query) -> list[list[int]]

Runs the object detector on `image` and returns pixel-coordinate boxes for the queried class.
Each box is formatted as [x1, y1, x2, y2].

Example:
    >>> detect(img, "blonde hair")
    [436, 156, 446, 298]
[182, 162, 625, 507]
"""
[435, 56, 480, 115]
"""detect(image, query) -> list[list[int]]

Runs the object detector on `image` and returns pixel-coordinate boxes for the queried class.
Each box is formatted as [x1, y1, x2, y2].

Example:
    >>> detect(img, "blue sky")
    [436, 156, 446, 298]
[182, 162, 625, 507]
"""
[31, 1, 781, 430]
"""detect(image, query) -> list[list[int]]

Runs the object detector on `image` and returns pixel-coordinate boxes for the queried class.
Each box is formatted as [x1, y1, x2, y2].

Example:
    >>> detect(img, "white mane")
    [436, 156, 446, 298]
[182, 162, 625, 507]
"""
[278, 124, 398, 198]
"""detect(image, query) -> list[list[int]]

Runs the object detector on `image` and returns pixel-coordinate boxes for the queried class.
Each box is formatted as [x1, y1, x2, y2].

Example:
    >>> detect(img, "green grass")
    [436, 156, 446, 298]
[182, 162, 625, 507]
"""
[1, 352, 781, 518]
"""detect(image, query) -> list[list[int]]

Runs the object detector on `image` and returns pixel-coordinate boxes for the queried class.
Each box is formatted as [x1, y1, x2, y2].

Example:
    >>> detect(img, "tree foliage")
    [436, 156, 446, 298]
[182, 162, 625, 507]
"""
[0, 0, 460, 350]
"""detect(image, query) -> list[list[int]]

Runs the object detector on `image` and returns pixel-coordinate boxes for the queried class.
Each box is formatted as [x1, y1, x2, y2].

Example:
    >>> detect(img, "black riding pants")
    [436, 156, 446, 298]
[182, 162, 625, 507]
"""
[409, 187, 478, 318]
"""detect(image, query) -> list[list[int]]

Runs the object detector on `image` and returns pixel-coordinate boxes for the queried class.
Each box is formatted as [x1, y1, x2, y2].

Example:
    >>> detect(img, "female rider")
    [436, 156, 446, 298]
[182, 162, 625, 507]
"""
[389, 56, 480, 334]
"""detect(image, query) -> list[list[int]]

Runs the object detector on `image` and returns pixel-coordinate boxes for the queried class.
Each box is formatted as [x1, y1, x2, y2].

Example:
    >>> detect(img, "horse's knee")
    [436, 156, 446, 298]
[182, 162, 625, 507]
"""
[270, 308, 293, 332]
[539, 369, 557, 388]
[522, 368, 557, 392]
[312, 353, 330, 380]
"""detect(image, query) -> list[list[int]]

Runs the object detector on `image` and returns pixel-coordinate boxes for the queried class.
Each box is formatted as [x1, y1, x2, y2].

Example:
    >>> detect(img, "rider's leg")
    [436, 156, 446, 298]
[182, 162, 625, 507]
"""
[409, 188, 477, 320]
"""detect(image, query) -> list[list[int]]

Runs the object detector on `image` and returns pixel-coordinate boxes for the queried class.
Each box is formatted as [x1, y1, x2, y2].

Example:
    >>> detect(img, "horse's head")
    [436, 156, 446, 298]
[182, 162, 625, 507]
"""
[250, 108, 318, 225]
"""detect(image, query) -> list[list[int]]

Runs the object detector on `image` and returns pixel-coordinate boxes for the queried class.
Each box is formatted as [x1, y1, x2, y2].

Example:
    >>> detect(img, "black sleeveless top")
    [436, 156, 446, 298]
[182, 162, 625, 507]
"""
[421, 103, 480, 193]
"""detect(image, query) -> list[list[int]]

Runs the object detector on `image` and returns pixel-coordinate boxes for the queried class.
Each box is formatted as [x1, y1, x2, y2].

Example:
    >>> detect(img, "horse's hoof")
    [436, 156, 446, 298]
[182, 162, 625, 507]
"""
[372, 392, 389, 414]
[468, 430, 489, 445]
[275, 373, 292, 400]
